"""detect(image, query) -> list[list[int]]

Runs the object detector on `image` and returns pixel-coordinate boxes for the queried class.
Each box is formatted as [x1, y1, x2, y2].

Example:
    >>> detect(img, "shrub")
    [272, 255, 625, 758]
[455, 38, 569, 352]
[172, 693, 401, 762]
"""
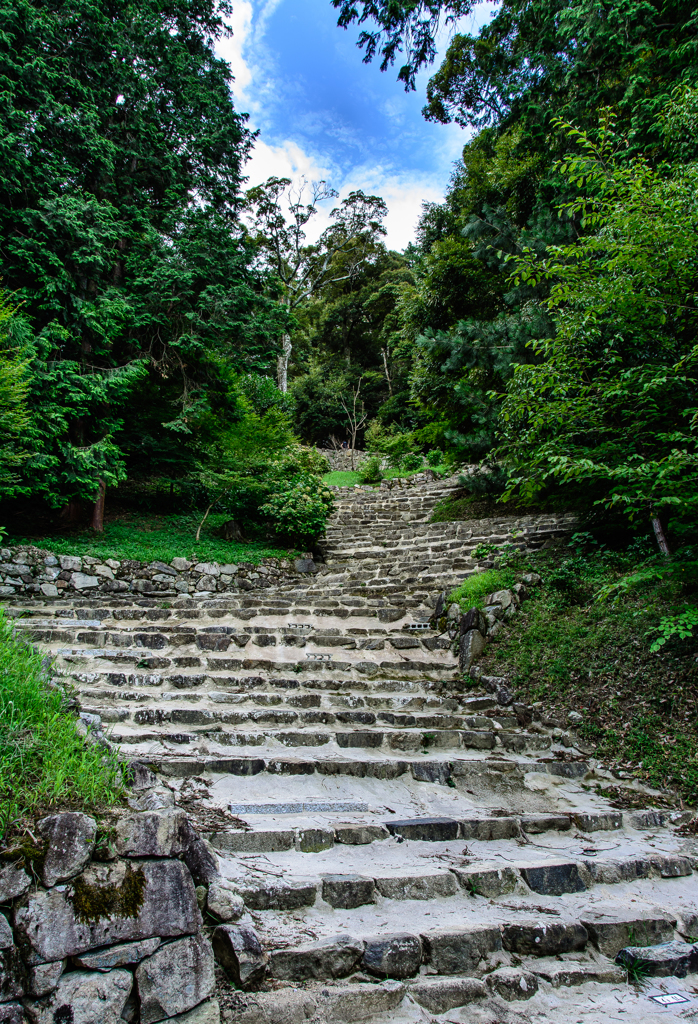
[261, 474, 336, 542]
[358, 456, 384, 484]
[401, 452, 424, 472]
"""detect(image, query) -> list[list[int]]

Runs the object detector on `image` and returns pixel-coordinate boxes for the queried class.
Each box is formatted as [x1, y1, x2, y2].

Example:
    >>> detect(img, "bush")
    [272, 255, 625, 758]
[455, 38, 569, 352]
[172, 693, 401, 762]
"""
[401, 452, 424, 472]
[0, 611, 124, 838]
[260, 474, 336, 542]
[358, 456, 384, 484]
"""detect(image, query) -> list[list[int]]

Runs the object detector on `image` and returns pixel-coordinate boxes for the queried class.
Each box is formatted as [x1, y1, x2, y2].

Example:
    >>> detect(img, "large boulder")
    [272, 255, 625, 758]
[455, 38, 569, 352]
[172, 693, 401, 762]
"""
[14, 859, 200, 965]
[362, 934, 422, 979]
[36, 813, 97, 887]
[486, 967, 539, 1001]
[136, 934, 215, 1024]
[114, 810, 194, 858]
[23, 968, 132, 1024]
[212, 925, 268, 990]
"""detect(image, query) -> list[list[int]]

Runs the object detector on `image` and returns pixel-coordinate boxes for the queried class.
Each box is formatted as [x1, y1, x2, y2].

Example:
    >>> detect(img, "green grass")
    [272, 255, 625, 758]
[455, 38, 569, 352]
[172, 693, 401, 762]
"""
[0, 610, 124, 839]
[322, 465, 449, 488]
[9, 512, 294, 566]
[431, 492, 558, 523]
[474, 545, 698, 802]
[449, 568, 516, 609]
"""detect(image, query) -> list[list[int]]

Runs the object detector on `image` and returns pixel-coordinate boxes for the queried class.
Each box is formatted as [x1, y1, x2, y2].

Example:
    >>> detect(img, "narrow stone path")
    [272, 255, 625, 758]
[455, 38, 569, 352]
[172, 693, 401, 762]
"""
[6, 475, 698, 1023]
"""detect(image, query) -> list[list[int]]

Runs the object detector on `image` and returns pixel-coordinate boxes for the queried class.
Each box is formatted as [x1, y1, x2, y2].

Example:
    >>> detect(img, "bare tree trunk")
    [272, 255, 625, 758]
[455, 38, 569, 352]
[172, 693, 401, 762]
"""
[277, 333, 292, 393]
[651, 510, 671, 556]
[91, 479, 106, 533]
[381, 347, 392, 395]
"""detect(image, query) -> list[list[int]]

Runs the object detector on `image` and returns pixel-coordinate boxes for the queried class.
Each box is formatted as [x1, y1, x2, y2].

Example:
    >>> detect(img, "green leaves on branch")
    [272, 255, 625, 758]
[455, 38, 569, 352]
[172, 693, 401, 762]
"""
[261, 474, 336, 542]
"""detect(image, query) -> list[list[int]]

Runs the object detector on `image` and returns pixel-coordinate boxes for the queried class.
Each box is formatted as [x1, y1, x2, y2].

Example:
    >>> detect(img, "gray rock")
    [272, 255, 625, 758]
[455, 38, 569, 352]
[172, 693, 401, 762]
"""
[454, 863, 521, 898]
[386, 818, 459, 842]
[581, 913, 675, 958]
[486, 967, 539, 1001]
[567, 710, 583, 725]
[522, 572, 541, 585]
[502, 921, 588, 956]
[26, 961, 65, 998]
[70, 572, 99, 589]
[270, 935, 364, 981]
[460, 816, 520, 841]
[409, 977, 487, 1013]
[572, 811, 622, 832]
[36, 812, 96, 887]
[23, 968, 132, 1024]
[362, 933, 422, 979]
[421, 927, 502, 974]
[334, 824, 389, 845]
[59, 555, 82, 571]
[124, 761, 159, 791]
[296, 826, 333, 853]
[194, 562, 220, 577]
[168, 998, 221, 1024]
[73, 937, 161, 971]
[237, 880, 317, 911]
[459, 629, 486, 672]
[171, 558, 192, 571]
[14, 859, 200, 965]
[0, 915, 12, 949]
[0, 1004, 24, 1024]
[136, 933, 215, 1024]
[212, 924, 268, 990]
[374, 872, 457, 900]
[616, 940, 698, 978]
[0, 946, 24, 1003]
[294, 559, 317, 574]
[40, 583, 58, 597]
[321, 875, 375, 909]
[206, 880, 244, 922]
[114, 809, 192, 857]
[520, 814, 570, 834]
[182, 839, 220, 887]
[518, 861, 587, 896]
[650, 853, 693, 877]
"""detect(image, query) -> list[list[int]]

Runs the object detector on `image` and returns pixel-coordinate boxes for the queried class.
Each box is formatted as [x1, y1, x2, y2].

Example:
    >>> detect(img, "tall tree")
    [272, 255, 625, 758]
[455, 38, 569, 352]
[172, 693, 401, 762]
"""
[244, 178, 387, 391]
[0, 0, 288, 516]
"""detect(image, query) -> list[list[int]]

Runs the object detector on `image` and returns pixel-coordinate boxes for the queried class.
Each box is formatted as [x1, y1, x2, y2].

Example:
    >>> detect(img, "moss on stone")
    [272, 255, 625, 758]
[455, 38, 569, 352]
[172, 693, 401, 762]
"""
[69, 863, 146, 923]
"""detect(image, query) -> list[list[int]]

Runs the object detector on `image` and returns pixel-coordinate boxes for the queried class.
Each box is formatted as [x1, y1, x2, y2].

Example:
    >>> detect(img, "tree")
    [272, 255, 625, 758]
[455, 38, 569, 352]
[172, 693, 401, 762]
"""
[496, 107, 698, 550]
[245, 178, 388, 391]
[0, 0, 288, 516]
[0, 297, 31, 494]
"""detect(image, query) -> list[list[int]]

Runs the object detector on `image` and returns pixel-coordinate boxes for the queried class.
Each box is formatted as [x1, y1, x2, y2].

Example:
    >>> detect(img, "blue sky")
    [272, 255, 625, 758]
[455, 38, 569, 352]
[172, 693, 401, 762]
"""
[217, 0, 493, 248]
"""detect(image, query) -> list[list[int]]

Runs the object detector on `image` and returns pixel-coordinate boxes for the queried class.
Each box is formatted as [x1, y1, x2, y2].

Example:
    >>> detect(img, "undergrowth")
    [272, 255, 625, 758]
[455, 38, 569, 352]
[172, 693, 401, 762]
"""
[449, 568, 516, 609]
[9, 513, 292, 566]
[431, 492, 560, 523]
[0, 611, 124, 839]
[474, 537, 698, 802]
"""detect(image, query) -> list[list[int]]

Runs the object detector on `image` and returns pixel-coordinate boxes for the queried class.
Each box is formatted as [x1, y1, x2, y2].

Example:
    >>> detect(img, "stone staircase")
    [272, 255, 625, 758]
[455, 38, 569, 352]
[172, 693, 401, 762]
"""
[5, 476, 698, 1023]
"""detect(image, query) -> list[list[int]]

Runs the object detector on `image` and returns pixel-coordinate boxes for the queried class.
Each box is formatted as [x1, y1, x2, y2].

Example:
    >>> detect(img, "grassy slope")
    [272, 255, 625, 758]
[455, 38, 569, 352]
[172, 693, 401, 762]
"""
[0, 611, 123, 838]
[8, 512, 293, 565]
[472, 545, 698, 803]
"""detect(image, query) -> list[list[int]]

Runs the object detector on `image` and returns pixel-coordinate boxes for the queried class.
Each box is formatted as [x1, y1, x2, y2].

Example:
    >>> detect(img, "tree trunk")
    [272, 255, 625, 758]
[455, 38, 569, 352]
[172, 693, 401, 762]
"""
[381, 347, 392, 395]
[91, 478, 106, 533]
[650, 510, 671, 556]
[277, 333, 292, 393]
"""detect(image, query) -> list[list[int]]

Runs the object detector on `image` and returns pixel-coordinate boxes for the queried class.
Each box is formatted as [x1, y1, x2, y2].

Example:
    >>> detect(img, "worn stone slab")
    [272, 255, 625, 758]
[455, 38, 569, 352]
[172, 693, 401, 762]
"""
[501, 921, 588, 956]
[581, 913, 676, 958]
[322, 875, 375, 909]
[23, 968, 132, 1024]
[374, 872, 457, 900]
[296, 827, 334, 852]
[318, 980, 405, 1020]
[453, 863, 521, 898]
[73, 936, 162, 970]
[14, 859, 200, 965]
[486, 966, 538, 1001]
[269, 935, 364, 981]
[520, 814, 571, 834]
[530, 957, 626, 987]
[136, 933, 215, 1024]
[408, 977, 487, 1013]
[421, 926, 502, 974]
[572, 811, 623, 832]
[518, 861, 586, 896]
[385, 818, 459, 842]
[460, 816, 520, 841]
[616, 940, 698, 978]
[334, 824, 390, 845]
[210, 830, 295, 854]
[362, 934, 422, 979]
[237, 880, 317, 911]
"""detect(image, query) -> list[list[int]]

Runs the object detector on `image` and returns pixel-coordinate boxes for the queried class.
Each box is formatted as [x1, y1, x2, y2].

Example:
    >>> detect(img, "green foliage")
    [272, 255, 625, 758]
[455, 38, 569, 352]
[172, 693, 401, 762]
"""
[497, 108, 698, 535]
[649, 609, 698, 653]
[449, 567, 516, 609]
[260, 474, 336, 542]
[0, 610, 124, 837]
[357, 455, 384, 484]
[10, 514, 290, 566]
[0, 297, 31, 490]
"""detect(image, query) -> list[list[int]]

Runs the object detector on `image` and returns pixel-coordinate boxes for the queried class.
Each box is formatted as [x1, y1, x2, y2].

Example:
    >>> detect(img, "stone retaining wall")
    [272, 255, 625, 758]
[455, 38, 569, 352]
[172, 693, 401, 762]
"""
[0, 767, 231, 1024]
[0, 548, 319, 602]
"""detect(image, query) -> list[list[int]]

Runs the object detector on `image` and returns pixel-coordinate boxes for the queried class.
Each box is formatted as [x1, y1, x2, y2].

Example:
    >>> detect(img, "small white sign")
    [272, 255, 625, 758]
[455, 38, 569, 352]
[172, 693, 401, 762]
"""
[649, 993, 690, 1006]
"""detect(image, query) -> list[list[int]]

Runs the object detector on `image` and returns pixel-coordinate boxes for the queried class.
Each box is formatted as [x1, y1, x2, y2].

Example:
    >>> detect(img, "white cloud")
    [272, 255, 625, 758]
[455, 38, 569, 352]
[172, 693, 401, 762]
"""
[215, 2, 254, 95]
